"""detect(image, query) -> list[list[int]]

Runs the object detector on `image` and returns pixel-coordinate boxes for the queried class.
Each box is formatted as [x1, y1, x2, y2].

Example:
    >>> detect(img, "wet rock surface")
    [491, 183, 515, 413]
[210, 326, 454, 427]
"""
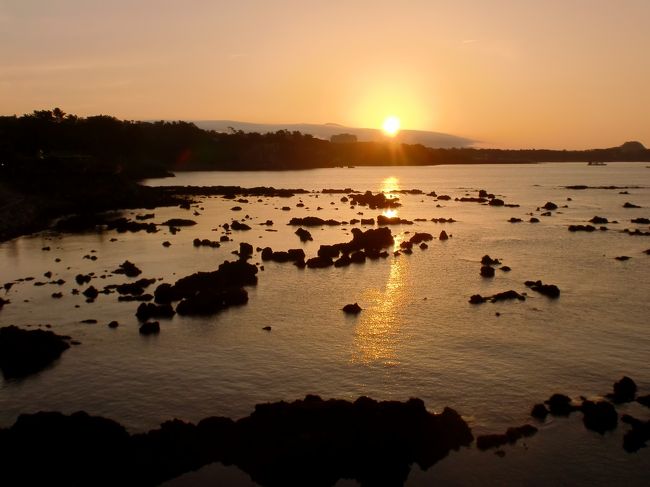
[0, 325, 72, 378]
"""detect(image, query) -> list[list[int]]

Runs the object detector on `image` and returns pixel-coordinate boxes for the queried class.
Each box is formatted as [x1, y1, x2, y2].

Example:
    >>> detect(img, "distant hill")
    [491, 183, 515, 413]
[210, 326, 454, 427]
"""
[191, 120, 474, 149]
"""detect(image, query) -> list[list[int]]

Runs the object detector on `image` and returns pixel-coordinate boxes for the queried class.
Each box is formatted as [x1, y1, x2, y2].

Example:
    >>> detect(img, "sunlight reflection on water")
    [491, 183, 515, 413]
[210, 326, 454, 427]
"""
[352, 254, 406, 367]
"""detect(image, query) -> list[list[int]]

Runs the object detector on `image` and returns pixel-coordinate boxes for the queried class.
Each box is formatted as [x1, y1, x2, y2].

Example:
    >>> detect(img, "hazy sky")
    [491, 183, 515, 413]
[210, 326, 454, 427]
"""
[1, 0, 649, 148]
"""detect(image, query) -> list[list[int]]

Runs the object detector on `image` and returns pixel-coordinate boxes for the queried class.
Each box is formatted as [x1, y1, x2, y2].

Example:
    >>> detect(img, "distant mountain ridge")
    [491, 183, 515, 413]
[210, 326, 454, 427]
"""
[191, 120, 474, 149]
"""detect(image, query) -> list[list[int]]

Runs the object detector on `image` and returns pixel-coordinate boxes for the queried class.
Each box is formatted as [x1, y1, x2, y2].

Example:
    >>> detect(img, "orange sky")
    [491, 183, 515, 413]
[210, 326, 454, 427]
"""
[1, 0, 649, 148]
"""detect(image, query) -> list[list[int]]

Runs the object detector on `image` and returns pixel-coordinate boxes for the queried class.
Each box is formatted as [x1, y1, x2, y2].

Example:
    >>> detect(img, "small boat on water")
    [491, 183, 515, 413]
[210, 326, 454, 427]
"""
[587, 161, 607, 166]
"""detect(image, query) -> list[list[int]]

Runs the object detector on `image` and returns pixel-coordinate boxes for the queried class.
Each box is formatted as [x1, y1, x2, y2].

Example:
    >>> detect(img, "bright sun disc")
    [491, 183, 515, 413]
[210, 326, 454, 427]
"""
[382, 116, 400, 137]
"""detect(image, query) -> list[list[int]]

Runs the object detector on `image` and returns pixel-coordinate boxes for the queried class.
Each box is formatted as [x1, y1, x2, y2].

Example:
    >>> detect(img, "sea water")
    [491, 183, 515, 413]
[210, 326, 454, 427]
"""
[1, 163, 649, 485]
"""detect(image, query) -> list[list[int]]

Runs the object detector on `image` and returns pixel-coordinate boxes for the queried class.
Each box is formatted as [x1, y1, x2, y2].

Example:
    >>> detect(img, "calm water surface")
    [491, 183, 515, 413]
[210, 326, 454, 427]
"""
[1, 163, 649, 485]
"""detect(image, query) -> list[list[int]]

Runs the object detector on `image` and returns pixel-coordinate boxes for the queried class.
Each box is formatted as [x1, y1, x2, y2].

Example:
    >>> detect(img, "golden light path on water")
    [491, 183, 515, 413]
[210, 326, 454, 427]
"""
[351, 176, 408, 366]
[351, 248, 407, 367]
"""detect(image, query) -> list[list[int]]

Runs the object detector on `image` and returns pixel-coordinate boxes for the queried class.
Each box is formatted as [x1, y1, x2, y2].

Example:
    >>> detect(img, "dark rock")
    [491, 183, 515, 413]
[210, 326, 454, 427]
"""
[139, 321, 160, 335]
[508, 217, 522, 223]
[489, 290, 525, 303]
[231, 220, 251, 230]
[162, 241, 171, 247]
[288, 216, 341, 226]
[480, 266, 495, 278]
[350, 251, 366, 263]
[545, 394, 575, 416]
[481, 255, 500, 266]
[608, 376, 637, 403]
[334, 255, 352, 267]
[239, 242, 253, 260]
[615, 256, 631, 261]
[0, 326, 72, 378]
[623, 202, 641, 208]
[431, 217, 456, 223]
[543, 202, 558, 210]
[581, 400, 617, 434]
[568, 225, 596, 232]
[631, 217, 650, 224]
[377, 215, 413, 225]
[524, 280, 560, 298]
[469, 295, 487, 304]
[589, 216, 609, 224]
[476, 424, 537, 450]
[306, 256, 334, 268]
[349, 191, 401, 209]
[109, 278, 156, 296]
[295, 228, 313, 242]
[75, 273, 92, 285]
[439, 230, 449, 240]
[500, 266, 511, 272]
[529, 217, 540, 223]
[531, 403, 549, 419]
[108, 321, 119, 329]
[437, 195, 451, 200]
[488, 198, 504, 206]
[622, 414, 650, 452]
[342, 303, 362, 314]
[113, 261, 142, 278]
[162, 219, 196, 227]
[136, 303, 175, 321]
[82, 286, 99, 299]
[409, 233, 433, 244]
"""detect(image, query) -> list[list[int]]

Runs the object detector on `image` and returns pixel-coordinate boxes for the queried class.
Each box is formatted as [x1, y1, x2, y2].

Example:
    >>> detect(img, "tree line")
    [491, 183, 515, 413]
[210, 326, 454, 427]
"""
[1, 109, 648, 180]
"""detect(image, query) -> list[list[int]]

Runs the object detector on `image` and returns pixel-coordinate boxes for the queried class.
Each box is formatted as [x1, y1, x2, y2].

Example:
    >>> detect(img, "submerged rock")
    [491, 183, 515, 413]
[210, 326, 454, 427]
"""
[0, 325, 72, 378]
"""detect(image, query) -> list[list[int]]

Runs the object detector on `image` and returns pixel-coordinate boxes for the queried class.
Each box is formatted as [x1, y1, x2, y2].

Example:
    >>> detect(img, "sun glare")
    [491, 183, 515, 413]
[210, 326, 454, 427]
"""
[382, 116, 401, 137]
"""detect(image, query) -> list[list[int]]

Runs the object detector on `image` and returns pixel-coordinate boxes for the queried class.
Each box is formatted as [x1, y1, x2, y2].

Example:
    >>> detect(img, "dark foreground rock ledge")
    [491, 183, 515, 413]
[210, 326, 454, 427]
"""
[0, 325, 72, 379]
[0, 396, 472, 487]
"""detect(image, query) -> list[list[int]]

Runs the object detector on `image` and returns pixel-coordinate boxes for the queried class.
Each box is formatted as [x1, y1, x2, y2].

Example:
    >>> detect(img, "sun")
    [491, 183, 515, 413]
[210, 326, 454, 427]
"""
[382, 116, 401, 137]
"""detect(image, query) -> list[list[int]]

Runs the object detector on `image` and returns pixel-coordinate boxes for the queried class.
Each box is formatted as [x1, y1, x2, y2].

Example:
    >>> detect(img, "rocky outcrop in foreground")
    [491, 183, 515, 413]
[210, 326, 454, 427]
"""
[0, 326, 72, 379]
[0, 396, 473, 487]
